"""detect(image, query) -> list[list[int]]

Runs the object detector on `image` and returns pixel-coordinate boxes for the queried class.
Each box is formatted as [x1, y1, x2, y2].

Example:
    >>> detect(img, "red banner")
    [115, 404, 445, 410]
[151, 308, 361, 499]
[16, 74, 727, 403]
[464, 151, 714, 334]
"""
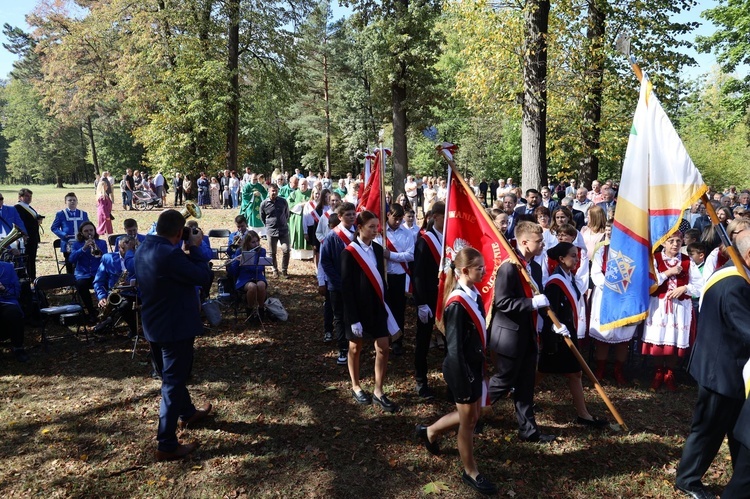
[435, 164, 516, 325]
[357, 148, 390, 218]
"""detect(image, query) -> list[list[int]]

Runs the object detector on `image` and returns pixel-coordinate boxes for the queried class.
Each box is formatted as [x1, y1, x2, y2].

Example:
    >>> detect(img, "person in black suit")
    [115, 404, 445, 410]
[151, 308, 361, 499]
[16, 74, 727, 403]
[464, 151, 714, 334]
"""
[540, 186, 558, 213]
[501, 193, 518, 239]
[675, 230, 750, 499]
[341, 210, 398, 413]
[412, 201, 445, 400]
[14, 188, 43, 280]
[559, 198, 586, 231]
[487, 221, 555, 443]
[134, 210, 214, 461]
[513, 188, 541, 217]
[595, 186, 617, 220]
[724, 385, 750, 496]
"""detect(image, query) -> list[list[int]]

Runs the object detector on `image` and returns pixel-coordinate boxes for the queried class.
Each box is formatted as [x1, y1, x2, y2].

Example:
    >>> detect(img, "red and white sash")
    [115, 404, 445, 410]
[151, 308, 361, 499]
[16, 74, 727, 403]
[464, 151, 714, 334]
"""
[421, 229, 442, 264]
[445, 287, 489, 406]
[332, 224, 354, 247]
[345, 242, 400, 336]
[385, 236, 413, 293]
[308, 200, 319, 223]
[546, 273, 584, 336]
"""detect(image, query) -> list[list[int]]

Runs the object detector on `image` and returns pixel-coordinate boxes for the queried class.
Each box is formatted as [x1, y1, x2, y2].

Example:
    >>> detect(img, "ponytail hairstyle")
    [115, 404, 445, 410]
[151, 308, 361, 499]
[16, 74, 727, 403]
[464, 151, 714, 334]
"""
[355, 210, 378, 238]
[442, 247, 483, 307]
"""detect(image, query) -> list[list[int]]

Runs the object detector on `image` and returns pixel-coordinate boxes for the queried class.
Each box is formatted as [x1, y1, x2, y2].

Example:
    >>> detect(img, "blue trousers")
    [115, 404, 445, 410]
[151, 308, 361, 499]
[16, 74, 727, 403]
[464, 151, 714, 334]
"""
[150, 338, 197, 452]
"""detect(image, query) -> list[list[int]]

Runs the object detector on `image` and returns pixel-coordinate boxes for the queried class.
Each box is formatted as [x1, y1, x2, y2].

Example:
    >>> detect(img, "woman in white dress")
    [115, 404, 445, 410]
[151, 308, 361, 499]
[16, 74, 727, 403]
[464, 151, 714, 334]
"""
[641, 231, 703, 391]
[423, 180, 437, 214]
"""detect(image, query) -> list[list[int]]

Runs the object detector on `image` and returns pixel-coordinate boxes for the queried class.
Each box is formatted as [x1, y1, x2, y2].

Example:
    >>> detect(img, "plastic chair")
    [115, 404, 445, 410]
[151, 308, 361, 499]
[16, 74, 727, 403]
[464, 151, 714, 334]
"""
[108, 233, 125, 252]
[207, 229, 231, 259]
[33, 273, 86, 348]
[52, 239, 68, 274]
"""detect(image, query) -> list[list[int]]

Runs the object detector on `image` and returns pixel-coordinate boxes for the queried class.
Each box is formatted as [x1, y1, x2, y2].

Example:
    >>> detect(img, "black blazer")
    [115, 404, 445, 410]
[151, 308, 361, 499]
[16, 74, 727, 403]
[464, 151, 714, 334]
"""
[14, 204, 41, 243]
[443, 298, 485, 402]
[571, 209, 585, 230]
[687, 264, 750, 399]
[488, 258, 543, 358]
[412, 228, 440, 311]
[341, 240, 388, 336]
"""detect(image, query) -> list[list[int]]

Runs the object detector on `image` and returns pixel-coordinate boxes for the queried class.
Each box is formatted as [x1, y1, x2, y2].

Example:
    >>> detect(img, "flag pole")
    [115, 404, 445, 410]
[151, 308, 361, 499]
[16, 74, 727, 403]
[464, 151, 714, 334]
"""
[620, 50, 750, 284]
[438, 146, 628, 430]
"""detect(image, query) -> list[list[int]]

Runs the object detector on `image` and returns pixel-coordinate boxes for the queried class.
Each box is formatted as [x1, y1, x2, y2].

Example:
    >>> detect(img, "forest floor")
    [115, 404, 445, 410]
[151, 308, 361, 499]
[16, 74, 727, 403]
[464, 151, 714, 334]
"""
[0, 183, 733, 498]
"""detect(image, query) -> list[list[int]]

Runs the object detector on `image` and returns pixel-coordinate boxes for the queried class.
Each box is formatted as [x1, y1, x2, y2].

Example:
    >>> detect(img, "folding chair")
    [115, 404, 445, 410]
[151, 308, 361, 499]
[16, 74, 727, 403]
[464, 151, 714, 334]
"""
[52, 239, 68, 274]
[108, 233, 125, 252]
[207, 229, 231, 259]
[33, 273, 86, 349]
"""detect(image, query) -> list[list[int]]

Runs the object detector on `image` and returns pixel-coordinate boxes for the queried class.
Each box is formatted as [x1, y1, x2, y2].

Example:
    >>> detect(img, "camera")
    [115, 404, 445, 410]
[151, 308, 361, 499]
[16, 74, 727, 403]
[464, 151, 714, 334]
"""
[181, 227, 200, 241]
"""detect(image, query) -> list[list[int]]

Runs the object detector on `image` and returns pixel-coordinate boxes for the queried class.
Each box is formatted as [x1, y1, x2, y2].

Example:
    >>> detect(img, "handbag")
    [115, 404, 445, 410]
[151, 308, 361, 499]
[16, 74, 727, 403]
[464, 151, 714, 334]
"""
[202, 299, 222, 326]
[264, 297, 288, 321]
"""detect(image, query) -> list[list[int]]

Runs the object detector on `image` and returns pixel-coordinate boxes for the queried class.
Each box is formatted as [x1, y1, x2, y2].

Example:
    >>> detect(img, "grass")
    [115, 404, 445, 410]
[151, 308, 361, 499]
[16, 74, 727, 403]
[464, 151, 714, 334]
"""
[0, 182, 734, 497]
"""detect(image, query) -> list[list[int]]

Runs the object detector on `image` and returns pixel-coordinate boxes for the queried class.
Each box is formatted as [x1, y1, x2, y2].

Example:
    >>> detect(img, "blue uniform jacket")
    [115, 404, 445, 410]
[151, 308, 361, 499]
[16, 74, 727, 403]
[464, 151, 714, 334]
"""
[51, 209, 89, 242]
[69, 239, 108, 279]
[114, 233, 146, 248]
[0, 205, 27, 235]
[320, 228, 352, 292]
[134, 234, 213, 343]
[0, 261, 21, 306]
[228, 247, 267, 289]
[93, 251, 137, 300]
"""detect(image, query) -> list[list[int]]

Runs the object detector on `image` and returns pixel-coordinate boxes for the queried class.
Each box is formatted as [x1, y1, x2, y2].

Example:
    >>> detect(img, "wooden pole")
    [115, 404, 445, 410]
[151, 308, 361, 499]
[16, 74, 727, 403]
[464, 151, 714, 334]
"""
[438, 147, 628, 430]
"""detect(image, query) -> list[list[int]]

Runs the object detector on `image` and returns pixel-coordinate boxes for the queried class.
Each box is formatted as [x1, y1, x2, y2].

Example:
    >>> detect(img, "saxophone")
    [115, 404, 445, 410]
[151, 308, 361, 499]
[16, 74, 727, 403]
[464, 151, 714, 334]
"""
[100, 270, 129, 319]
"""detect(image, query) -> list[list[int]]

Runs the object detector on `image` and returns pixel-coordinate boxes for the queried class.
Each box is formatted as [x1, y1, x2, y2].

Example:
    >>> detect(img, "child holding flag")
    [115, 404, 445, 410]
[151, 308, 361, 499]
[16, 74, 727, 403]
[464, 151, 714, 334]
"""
[414, 247, 498, 496]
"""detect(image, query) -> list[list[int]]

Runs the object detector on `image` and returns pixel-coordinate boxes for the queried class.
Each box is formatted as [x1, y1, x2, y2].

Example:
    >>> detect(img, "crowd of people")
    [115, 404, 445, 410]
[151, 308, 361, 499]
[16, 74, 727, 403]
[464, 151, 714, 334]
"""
[1, 171, 750, 496]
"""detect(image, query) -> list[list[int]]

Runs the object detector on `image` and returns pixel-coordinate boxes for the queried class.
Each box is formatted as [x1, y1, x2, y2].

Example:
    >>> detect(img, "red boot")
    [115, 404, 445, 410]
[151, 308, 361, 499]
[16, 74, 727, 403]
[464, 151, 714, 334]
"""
[664, 368, 677, 391]
[651, 367, 664, 391]
[593, 360, 606, 381]
[614, 361, 627, 386]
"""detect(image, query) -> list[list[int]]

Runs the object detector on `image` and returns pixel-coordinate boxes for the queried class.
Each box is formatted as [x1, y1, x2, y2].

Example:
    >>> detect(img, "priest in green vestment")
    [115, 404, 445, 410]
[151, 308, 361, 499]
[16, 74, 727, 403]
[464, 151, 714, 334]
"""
[287, 178, 313, 259]
[240, 173, 268, 235]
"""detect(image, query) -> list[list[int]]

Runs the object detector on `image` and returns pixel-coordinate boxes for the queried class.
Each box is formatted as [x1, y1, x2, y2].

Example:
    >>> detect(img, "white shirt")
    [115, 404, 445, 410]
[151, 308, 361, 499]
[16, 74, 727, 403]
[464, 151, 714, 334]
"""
[356, 236, 378, 269]
[383, 224, 415, 275]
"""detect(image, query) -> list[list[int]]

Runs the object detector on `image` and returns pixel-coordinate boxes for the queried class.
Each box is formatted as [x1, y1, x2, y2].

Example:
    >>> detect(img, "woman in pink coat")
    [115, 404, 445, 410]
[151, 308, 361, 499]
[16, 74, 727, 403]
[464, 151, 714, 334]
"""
[96, 181, 113, 236]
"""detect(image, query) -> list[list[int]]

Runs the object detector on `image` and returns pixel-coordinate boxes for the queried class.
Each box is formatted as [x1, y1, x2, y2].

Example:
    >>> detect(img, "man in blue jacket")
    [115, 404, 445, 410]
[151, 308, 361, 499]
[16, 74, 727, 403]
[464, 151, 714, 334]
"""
[50, 192, 89, 273]
[93, 236, 137, 337]
[135, 210, 214, 461]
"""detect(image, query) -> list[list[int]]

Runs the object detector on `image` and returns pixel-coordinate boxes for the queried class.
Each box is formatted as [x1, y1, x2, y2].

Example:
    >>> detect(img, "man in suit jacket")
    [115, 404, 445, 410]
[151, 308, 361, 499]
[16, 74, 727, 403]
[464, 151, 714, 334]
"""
[596, 186, 617, 219]
[675, 230, 750, 498]
[540, 186, 558, 213]
[724, 387, 750, 496]
[135, 210, 214, 461]
[513, 189, 541, 217]
[488, 221, 555, 443]
[0, 190, 27, 238]
[14, 188, 42, 280]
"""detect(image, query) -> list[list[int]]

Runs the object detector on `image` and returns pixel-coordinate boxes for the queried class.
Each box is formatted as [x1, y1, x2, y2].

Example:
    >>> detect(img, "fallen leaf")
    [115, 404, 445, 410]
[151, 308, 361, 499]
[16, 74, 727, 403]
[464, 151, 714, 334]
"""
[423, 481, 450, 494]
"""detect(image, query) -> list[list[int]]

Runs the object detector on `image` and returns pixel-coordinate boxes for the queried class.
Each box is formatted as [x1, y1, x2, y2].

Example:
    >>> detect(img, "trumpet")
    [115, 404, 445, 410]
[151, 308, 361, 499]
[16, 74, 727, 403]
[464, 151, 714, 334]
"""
[88, 235, 102, 257]
[229, 231, 247, 252]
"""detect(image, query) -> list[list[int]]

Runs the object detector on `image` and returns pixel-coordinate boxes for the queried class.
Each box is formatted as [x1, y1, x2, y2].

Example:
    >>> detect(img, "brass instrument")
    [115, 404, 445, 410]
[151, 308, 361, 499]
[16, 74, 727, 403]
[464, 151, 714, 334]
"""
[0, 224, 24, 252]
[99, 271, 130, 321]
[179, 201, 202, 220]
[89, 235, 102, 257]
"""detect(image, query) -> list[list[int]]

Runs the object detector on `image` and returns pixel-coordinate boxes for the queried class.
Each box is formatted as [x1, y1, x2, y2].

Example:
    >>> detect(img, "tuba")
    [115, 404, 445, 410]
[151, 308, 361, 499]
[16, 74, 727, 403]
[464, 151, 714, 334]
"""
[0, 224, 24, 252]
[179, 201, 202, 220]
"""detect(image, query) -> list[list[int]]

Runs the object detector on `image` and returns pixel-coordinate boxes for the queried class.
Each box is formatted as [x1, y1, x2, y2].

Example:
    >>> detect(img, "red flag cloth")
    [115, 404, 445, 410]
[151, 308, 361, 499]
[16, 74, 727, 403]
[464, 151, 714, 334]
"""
[435, 166, 517, 325]
[357, 148, 390, 219]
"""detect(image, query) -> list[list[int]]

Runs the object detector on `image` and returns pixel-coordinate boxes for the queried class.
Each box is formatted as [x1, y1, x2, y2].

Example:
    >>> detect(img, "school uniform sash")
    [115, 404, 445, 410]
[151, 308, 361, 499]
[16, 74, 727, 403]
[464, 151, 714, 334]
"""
[421, 229, 442, 264]
[445, 287, 490, 406]
[344, 242, 400, 336]
[385, 236, 413, 293]
[332, 224, 354, 247]
[308, 200, 320, 223]
[546, 273, 580, 331]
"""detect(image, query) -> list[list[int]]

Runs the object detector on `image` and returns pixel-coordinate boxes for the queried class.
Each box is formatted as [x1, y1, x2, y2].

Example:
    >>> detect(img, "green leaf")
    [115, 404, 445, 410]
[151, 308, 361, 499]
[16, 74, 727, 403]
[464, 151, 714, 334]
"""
[422, 481, 450, 494]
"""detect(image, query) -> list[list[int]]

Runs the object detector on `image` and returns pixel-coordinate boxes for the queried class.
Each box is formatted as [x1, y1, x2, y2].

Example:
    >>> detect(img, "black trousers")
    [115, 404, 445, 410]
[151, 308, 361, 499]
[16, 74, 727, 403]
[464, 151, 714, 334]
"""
[25, 242, 38, 281]
[0, 302, 24, 348]
[414, 314, 434, 387]
[75, 276, 97, 316]
[329, 290, 347, 352]
[723, 442, 750, 498]
[385, 274, 406, 346]
[323, 288, 333, 333]
[676, 385, 743, 490]
[488, 344, 540, 439]
[174, 188, 183, 206]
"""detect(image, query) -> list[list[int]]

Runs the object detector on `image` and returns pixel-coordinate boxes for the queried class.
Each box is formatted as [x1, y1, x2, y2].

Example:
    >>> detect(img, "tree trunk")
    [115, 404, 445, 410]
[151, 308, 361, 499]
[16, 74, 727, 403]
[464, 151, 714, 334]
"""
[86, 116, 100, 176]
[324, 49, 332, 176]
[521, 0, 549, 192]
[226, 0, 240, 172]
[580, 0, 605, 188]
[391, 76, 408, 199]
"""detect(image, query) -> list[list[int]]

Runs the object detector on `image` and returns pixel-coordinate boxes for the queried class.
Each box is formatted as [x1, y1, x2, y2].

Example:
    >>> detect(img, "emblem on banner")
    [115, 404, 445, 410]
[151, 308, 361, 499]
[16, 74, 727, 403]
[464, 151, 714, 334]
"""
[604, 249, 636, 294]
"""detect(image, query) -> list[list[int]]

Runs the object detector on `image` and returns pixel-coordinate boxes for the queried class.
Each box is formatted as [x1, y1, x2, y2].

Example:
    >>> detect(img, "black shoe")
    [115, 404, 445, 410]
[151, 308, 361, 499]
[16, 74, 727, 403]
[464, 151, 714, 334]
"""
[391, 342, 403, 356]
[323, 331, 333, 343]
[352, 389, 371, 405]
[473, 420, 485, 435]
[13, 348, 30, 363]
[520, 432, 556, 444]
[576, 415, 608, 429]
[461, 472, 498, 495]
[372, 393, 398, 413]
[414, 424, 440, 455]
[674, 484, 715, 499]
[416, 384, 436, 400]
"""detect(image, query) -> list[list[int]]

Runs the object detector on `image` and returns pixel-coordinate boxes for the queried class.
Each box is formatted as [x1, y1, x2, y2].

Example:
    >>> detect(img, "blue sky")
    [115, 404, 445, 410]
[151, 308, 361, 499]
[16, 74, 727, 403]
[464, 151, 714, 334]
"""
[0, 0, 743, 83]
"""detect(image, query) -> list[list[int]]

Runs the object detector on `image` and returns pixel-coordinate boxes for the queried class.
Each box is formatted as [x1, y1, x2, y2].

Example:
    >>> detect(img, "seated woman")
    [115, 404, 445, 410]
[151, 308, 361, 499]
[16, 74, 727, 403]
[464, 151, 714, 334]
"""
[228, 230, 267, 317]
[68, 220, 108, 322]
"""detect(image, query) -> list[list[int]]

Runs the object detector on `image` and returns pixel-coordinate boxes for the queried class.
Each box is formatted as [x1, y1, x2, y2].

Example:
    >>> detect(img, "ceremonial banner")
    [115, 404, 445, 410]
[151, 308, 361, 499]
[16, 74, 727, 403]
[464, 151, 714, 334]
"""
[363, 153, 375, 185]
[434, 151, 516, 325]
[600, 76, 707, 330]
[358, 148, 390, 218]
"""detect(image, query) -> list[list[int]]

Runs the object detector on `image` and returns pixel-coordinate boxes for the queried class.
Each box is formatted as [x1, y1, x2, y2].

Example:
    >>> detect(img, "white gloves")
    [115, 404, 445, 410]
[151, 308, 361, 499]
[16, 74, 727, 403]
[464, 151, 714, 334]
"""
[351, 322, 363, 337]
[553, 323, 571, 337]
[531, 294, 550, 310]
[417, 305, 433, 324]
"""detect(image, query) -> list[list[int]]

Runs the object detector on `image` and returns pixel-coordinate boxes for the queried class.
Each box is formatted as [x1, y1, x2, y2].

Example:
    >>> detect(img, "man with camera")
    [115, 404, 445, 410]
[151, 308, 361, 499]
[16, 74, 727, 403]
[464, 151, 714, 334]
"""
[134, 210, 214, 461]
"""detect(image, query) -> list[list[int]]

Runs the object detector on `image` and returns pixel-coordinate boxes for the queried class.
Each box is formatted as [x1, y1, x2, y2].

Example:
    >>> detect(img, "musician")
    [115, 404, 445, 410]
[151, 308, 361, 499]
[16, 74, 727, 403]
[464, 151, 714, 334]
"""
[228, 230, 267, 316]
[134, 209, 213, 461]
[14, 188, 42, 280]
[0, 192, 28, 261]
[114, 219, 146, 248]
[93, 236, 138, 337]
[226, 215, 249, 258]
[382, 203, 414, 357]
[51, 192, 89, 274]
[185, 220, 213, 262]
[412, 201, 445, 400]
[69, 221, 108, 321]
[0, 260, 29, 362]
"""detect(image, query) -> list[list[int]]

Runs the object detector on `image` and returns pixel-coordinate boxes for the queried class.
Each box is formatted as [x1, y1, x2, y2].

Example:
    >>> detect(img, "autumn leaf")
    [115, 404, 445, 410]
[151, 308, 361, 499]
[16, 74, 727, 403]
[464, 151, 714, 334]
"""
[423, 481, 450, 494]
